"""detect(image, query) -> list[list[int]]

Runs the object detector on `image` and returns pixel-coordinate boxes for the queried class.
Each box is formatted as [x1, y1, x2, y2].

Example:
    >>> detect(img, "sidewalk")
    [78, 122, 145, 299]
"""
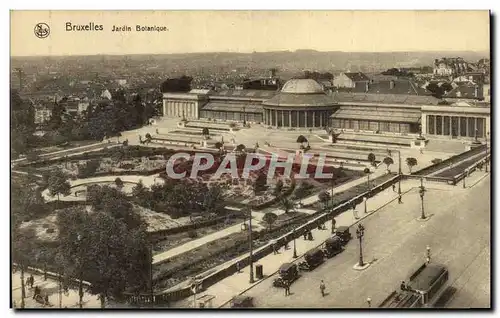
[11, 271, 100, 309]
[171, 178, 432, 308]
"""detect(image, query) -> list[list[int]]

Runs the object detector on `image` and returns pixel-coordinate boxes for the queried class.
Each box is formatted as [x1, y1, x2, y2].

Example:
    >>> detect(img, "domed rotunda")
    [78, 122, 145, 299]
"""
[262, 78, 337, 128]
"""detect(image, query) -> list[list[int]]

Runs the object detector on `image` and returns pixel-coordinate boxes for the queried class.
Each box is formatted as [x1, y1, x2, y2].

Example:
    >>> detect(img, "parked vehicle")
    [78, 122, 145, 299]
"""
[273, 263, 299, 288]
[323, 236, 344, 258]
[230, 296, 254, 308]
[299, 248, 325, 271]
[335, 226, 352, 244]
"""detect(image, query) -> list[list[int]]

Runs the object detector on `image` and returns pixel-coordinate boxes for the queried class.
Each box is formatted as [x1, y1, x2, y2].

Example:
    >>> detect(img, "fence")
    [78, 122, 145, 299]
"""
[123, 174, 402, 306]
[413, 144, 486, 177]
[12, 263, 92, 289]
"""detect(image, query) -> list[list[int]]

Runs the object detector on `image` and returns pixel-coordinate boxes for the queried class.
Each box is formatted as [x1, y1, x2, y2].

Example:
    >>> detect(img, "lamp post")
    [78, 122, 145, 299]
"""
[77, 233, 84, 309]
[248, 208, 254, 284]
[356, 224, 366, 267]
[419, 178, 426, 220]
[150, 243, 154, 307]
[292, 228, 298, 258]
[398, 150, 402, 200]
[485, 131, 489, 173]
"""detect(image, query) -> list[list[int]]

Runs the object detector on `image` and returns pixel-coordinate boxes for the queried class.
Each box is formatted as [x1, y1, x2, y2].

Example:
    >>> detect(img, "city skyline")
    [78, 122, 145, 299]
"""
[11, 10, 490, 57]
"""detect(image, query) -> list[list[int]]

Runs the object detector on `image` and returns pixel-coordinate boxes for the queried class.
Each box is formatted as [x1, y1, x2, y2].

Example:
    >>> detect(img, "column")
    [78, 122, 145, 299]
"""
[448, 116, 453, 136]
[458, 117, 460, 137]
[281, 111, 285, 128]
[441, 116, 444, 136]
[434, 117, 437, 136]
[274, 110, 278, 127]
[297, 112, 300, 127]
[320, 111, 323, 127]
[312, 111, 316, 127]
[466, 116, 469, 137]
[289, 111, 292, 128]
[305, 112, 308, 128]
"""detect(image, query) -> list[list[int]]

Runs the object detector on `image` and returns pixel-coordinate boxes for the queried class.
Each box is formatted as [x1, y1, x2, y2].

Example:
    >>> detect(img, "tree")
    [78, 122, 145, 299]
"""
[202, 127, 210, 137]
[26, 151, 40, 162]
[273, 179, 284, 198]
[383, 157, 394, 172]
[296, 135, 308, 146]
[292, 182, 312, 204]
[280, 196, 294, 214]
[318, 191, 331, 208]
[262, 212, 278, 231]
[214, 142, 223, 150]
[367, 153, 376, 165]
[235, 144, 246, 154]
[115, 177, 124, 189]
[12, 227, 37, 309]
[202, 184, 226, 214]
[47, 169, 71, 203]
[253, 172, 268, 194]
[364, 167, 371, 189]
[77, 159, 101, 178]
[406, 157, 418, 174]
[57, 207, 150, 308]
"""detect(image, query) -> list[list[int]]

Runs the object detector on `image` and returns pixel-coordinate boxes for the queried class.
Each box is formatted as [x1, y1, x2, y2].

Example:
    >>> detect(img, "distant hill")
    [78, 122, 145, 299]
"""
[11, 50, 489, 73]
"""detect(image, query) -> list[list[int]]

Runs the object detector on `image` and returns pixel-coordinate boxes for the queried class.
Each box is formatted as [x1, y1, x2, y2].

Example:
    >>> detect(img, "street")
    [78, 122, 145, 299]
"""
[241, 174, 490, 308]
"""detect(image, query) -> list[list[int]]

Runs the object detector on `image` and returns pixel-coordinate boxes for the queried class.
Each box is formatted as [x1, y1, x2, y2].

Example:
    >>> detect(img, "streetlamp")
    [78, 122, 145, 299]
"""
[398, 150, 402, 201]
[364, 168, 371, 190]
[292, 228, 298, 258]
[419, 178, 426, 220]
[485, 131, 489, 173]
[77, 233, 84, 309]
[463, 169, 469, 188]
[248, 208, 254, 284]
[356, 224, 366, 267]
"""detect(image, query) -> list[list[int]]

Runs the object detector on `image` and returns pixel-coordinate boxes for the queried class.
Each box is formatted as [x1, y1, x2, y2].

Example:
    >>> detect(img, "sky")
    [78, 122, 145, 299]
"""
[10, 10, 490, 56]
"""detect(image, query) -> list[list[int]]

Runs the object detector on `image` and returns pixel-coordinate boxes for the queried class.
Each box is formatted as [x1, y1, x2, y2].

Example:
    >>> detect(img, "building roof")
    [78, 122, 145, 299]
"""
[210, 90, 278, 99]
[343, 72, 370, 82]
[332, 92, 441, 105]
[263, 93, 337, 108]
[331, 106, 421, 124]
[201, 102, 263, 113]
[445, 83, 480, 99]
[280, 79, 325, 94]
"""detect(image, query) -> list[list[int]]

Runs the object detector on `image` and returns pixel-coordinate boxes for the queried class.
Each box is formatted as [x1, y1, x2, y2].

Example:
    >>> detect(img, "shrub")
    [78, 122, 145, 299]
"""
[187, 230, 198, 239]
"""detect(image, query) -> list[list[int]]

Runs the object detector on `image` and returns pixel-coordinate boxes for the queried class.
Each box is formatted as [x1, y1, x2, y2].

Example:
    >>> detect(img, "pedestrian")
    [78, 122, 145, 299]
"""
[426, 256, 430, 265]
[44, 294, 49, 306]
[284, 241, 289, 251]
[320, 280, 326, 297]
[236, 262, 241, 273]
[33, 286, 40, 299]
[303, 233, 307, 240]
[400, 281, 406, 291]
[273, 243, 278, 255]
[392, 184, 396, 192]
[398, 195, 402, 204]
[284, 280, 291, 296]
[420, 148, 423, 154]
[29, 275, 34, 288]
[26, 277, 31, 289]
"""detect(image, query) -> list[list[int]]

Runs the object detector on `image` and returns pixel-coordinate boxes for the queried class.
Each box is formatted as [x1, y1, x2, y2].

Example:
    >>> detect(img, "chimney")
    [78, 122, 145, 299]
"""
[390, 80, 395, 89]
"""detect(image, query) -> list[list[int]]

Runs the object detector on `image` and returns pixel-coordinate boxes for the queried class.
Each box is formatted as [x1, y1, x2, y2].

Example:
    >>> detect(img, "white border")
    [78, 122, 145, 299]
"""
[3, 1, 497, 318]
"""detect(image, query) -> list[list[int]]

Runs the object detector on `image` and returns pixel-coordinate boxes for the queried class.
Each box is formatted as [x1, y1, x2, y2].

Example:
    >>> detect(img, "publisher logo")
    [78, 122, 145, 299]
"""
[34, 23, 50, 39]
